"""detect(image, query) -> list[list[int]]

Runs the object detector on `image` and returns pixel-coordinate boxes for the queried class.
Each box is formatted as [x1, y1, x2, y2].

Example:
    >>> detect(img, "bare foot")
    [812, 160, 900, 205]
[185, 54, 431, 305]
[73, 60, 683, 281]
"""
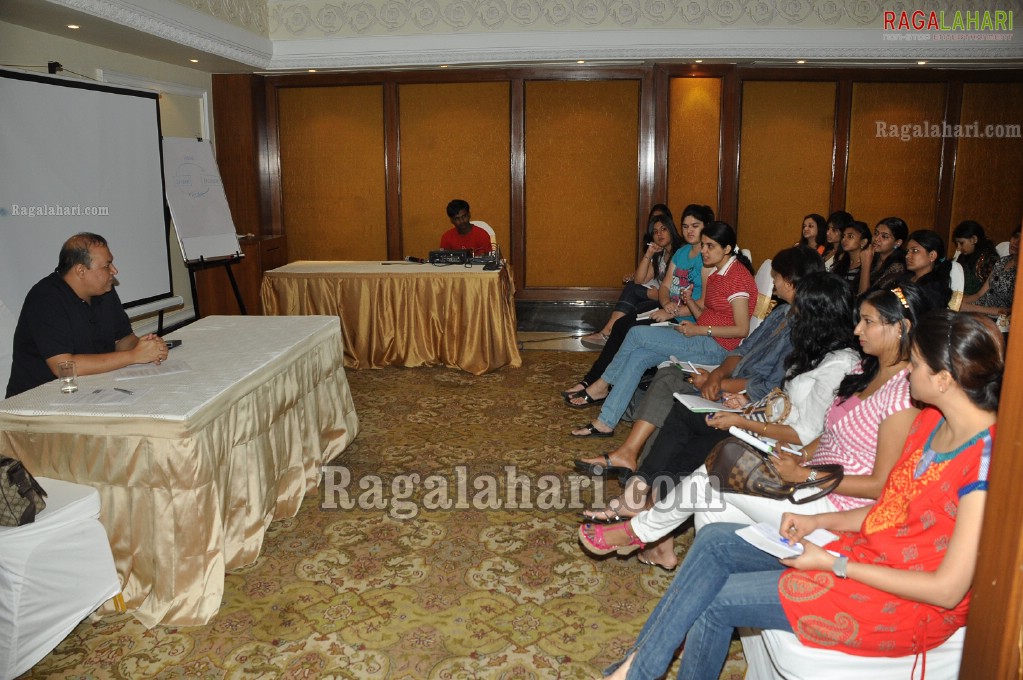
[582, 492, 645, 522]
[605, 652, 635, 679]
[637, 535, 678, 570]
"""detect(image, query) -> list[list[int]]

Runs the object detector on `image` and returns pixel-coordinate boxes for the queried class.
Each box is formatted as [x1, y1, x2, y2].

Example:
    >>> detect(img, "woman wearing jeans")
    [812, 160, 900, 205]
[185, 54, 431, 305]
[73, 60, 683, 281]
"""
[593, 311, 1002, 680]
[568, 221, 756, 438]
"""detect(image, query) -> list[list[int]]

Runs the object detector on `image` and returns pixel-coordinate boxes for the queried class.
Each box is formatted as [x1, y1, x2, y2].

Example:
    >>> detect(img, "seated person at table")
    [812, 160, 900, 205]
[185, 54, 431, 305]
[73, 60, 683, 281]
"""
[5, 232, 168, 398]
[439, 199, 492, 256]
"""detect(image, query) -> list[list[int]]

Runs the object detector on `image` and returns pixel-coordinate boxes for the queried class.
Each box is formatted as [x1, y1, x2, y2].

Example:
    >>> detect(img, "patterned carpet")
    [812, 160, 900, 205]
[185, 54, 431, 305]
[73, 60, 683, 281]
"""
[24, 351, 747, 679]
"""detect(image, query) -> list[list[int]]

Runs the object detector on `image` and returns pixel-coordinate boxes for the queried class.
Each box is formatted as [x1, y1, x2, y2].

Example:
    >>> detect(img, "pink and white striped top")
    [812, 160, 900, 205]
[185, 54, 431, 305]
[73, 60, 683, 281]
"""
[809, 365, 912, 512]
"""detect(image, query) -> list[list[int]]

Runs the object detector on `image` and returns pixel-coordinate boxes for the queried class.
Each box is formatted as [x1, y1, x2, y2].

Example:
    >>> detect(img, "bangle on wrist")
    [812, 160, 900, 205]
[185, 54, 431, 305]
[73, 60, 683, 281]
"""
[707, 326, 713, 337]
[762, 421, 768, 434]
[806, 468, 818, 482]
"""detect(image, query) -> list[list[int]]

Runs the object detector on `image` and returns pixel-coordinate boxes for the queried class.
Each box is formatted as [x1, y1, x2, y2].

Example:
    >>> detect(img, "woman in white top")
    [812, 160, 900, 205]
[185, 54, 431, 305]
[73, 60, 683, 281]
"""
[581, 282, 927, 570]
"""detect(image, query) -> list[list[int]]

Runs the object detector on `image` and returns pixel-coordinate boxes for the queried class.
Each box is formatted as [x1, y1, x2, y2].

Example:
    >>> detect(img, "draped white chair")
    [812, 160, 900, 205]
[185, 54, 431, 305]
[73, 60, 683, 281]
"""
[471, 221, 497, 253]
[740, 627, 965, 680]
[0, 477, 122, 679]
[749, 258, 774, 335]
[948, 260, 965, 311]
[996, 240, 1011, 257]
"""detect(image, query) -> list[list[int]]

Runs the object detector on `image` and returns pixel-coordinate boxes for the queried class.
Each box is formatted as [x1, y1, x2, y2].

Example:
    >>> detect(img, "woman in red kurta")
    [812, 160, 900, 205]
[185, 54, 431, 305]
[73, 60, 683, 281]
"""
[599, 310, 1002, 680]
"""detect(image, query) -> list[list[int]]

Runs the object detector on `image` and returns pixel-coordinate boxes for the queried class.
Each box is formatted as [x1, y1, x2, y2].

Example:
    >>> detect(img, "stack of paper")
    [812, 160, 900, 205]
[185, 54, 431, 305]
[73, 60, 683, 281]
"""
[735, 521, 838, 559]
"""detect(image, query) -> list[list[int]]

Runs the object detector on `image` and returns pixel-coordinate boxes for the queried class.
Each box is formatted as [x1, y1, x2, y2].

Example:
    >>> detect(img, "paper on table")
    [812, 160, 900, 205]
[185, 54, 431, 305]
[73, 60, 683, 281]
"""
[111, 360, 192, 381]
[651, 320, 680, 327]
[50, 386, 151, 407]
[636, 310, 655, 321]
[735, 521, 839, 560]
[673, 392, 742, 413]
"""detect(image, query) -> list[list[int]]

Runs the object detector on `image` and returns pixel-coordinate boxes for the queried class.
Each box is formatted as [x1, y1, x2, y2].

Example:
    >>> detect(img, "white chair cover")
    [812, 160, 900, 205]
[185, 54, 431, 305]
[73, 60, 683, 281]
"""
[749, 258, 774, 335]
[996, 240, 1011, 257]
[471, 221, 497, 252]
[0, 478, 121, 679]
[948, 260, 965, 311]
[740, 627, 965, 680]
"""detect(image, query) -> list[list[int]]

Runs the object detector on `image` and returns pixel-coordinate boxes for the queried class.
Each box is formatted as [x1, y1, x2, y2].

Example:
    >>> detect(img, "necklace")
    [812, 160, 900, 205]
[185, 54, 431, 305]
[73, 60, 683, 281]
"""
[915, 418, 992, 479]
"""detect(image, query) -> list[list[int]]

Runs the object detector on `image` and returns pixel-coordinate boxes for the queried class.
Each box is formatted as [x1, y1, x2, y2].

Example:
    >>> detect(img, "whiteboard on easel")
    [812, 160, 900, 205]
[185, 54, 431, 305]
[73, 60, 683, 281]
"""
[162, 137, 242, 263]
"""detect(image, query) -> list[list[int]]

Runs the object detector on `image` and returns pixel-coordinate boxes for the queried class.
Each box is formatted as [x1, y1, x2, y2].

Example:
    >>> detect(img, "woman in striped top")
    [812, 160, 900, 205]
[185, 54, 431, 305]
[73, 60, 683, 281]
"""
[580, 283, 928, 570]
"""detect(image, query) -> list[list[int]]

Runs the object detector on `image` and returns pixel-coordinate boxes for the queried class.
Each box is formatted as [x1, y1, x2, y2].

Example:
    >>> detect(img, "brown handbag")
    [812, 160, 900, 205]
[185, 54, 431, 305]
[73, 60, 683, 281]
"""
[704, 437, 843, 504]
[0, 456, 48, 526]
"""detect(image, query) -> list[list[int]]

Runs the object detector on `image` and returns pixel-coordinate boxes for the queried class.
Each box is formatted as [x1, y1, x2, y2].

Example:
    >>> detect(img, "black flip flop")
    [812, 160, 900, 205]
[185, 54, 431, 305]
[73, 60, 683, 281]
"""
[566, 391, 606, 409]
[573, 454, 633, 480]
[571, 423, 616, 438]
[561, 380, 590, 400]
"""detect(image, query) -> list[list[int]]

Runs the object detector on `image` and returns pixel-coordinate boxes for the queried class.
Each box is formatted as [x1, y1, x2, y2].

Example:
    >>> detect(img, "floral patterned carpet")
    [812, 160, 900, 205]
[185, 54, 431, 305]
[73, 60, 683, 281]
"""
[24, 351, 746, 679]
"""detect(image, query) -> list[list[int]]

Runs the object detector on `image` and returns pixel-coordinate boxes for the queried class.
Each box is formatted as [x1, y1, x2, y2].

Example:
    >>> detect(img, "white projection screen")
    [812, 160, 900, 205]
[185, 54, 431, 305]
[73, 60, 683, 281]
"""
[0, 69, 173, 391]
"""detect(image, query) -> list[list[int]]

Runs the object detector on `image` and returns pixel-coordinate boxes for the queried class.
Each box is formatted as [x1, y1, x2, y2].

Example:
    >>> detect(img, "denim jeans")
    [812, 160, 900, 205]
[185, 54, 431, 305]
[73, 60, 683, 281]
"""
[605, 523, 793, 680]
[597, 326, 727, 429]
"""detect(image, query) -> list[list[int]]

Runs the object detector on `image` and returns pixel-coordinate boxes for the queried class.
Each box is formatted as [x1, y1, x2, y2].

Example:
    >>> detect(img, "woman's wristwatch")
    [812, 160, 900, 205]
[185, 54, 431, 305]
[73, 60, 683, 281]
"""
[832, 555, 849, 579]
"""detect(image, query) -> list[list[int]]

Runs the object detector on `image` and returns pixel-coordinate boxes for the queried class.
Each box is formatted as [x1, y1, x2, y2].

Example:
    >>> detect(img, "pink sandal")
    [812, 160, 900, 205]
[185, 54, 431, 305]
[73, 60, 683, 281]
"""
[578, 521, 646, 556]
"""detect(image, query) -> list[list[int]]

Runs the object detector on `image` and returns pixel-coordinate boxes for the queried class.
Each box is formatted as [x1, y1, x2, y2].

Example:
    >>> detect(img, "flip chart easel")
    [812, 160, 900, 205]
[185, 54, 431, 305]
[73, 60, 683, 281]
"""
[161, 137, 246, 316]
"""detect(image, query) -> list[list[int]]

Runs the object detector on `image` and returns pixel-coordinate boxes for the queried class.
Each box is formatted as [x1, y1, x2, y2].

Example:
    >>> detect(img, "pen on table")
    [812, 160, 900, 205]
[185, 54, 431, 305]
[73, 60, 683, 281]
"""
[686, 361, 698, 373]
[114, 387, 133, 395]
[780, 445, 805, 457]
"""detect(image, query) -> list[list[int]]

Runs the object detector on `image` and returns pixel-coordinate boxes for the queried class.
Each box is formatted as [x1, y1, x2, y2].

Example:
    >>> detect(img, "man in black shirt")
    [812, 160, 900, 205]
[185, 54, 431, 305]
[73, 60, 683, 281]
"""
[6, 232, 168, 397]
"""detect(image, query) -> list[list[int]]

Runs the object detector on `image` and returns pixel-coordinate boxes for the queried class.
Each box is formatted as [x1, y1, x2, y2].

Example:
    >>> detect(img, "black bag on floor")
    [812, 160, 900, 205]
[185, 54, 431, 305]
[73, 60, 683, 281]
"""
[0, 456, 48, 526]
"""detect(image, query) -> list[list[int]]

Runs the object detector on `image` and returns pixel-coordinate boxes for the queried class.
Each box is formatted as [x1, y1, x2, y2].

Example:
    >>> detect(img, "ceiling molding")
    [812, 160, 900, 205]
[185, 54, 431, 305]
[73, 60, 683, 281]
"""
[48, 0, 274, 66]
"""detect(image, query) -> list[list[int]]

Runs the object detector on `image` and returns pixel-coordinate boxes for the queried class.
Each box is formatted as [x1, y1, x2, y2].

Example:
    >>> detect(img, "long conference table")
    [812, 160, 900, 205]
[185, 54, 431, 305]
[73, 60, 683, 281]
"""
[0, 315, 359, 627]
[260, 261, 522, 375]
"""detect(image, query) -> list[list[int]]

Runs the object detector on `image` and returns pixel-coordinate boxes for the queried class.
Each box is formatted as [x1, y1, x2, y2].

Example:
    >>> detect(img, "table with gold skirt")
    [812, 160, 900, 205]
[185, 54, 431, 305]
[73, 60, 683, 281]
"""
[261, 261, 522, 375]
[0, 316, 359, 627]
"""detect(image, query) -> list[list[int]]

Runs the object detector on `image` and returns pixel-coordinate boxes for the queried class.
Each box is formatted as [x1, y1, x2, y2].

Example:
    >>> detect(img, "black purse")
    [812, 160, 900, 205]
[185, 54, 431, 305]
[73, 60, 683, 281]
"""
[0, 456, 48, 526]
[704, 437, 843, 504]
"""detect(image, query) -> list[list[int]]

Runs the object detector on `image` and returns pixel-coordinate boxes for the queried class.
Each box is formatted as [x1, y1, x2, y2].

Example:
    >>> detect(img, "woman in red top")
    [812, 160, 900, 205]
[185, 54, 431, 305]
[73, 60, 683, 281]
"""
[596, 310, 1001, 680]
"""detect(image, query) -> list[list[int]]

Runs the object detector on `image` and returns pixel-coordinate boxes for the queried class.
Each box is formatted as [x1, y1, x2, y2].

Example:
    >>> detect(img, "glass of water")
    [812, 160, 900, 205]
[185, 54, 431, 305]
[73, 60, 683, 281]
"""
[57, 360, 78, 393]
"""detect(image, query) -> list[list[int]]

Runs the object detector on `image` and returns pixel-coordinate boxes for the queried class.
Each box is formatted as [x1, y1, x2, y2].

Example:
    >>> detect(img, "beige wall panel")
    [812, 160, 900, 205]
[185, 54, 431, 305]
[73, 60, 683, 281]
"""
[399, 82, 511, 259]
[737, 81, 836, 265]
[846, 82, 945, 233]
[278, 86, 387, 261]
[951, 82, 1023, 243]
[524, 80, 640, 288]
[668, 77, 722, 216]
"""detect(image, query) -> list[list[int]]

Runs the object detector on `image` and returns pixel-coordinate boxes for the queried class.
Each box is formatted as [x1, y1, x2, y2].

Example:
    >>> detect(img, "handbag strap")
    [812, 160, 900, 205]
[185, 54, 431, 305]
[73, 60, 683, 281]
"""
[789, 464, 844, 505]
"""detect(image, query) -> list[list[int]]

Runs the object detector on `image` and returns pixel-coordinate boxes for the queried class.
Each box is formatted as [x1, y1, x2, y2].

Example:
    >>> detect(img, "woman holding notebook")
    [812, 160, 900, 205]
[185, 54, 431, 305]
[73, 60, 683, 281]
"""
[591, 310, 1002, 680]
[581, 281, 925, 570]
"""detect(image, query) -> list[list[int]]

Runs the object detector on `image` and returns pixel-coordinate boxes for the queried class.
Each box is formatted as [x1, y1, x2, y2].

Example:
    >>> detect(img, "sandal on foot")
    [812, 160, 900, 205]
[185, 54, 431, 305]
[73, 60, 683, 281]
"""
[571, 423, 615, 438]
[578, 521, 645, 556]
[573, 453, 633, 480]
[637, 555, 677, 571]
[580, 332, 609, 349]
[567, 391, 606, 409]
[561, 380, 590, 400]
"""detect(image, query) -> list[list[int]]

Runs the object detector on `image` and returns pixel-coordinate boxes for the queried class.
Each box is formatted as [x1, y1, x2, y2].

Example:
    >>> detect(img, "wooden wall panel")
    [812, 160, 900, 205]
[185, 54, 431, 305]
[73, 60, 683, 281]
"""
[277, 85, 387, 261]
[212, 74, 265, 235]
[524, 80, 640, 288]
[737, 80, 836, 265]
[667, 77, 721, 216]
[845, 82, 945, 232]
[951, 82, 1023, 244]
[398, 82, 511, 260]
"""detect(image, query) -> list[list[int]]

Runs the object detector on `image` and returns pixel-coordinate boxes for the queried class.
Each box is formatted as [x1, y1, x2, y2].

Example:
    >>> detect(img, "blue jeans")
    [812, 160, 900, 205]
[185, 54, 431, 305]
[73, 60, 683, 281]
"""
[598, 326, 727, 428]
[605, 523, 793, 680]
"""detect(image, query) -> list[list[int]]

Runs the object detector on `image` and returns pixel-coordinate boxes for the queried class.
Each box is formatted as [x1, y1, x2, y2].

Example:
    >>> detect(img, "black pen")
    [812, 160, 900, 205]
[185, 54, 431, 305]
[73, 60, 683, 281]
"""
[114, 387, 133, 395]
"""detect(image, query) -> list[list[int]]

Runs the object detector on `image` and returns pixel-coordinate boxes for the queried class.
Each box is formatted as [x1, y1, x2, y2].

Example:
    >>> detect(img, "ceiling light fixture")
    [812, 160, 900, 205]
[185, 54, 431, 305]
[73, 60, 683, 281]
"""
[67, 24, 79, 29]
[695, 59, 703, 63]
[917, 60, 928, 65]
[577, 60, 585, 64]
[308, 69, 317, 72]
[189, 59, 199, 63]
[797, 60, 806, 64]
[440, 65, 449, 68]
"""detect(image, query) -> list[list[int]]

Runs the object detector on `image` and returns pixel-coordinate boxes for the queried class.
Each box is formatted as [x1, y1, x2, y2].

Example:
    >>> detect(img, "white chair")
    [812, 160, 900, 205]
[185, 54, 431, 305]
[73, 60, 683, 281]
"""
[750, 258, 774, 335]
[948, 260, 965, 311]
[0, 477, 122, 679]
[996, 240, 1011, 257]
[471, 221, 497, 252]
[740, 626, 965, 680]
